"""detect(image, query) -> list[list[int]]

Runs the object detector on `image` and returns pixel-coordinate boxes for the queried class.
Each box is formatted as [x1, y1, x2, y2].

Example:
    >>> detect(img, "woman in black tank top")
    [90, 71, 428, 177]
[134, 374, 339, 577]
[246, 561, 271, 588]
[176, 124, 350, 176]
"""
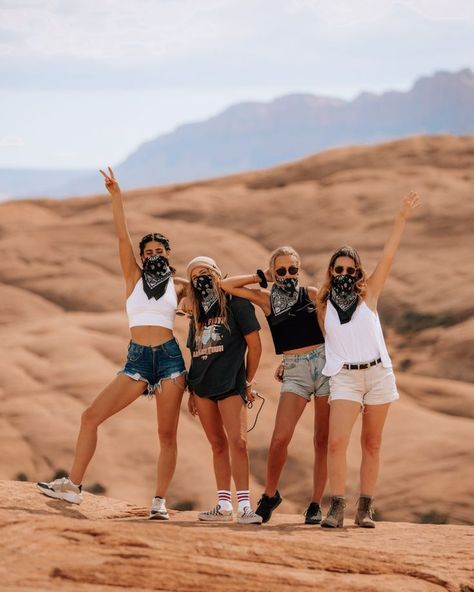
[221, 246, 330, 525]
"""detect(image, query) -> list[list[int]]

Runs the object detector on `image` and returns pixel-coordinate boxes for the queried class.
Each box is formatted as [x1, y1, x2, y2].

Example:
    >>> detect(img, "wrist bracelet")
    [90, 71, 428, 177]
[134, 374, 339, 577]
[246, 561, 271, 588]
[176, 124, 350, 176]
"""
[256, 269, 268, 288]
[245, 379, 254, 387]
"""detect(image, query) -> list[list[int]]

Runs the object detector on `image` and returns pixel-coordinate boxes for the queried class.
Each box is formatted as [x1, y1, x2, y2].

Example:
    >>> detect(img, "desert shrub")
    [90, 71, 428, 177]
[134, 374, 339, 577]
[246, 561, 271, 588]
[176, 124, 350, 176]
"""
[381, 308, 472, 333]
[85, 483, 106, 494]
[173, 500, 195, 511]
[399, 358, 412, 371]
[415, 510, 449, 524]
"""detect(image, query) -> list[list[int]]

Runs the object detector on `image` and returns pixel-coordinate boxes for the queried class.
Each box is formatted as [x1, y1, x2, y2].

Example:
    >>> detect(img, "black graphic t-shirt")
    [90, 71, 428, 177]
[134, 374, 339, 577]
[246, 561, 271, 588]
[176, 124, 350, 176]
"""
[187, 296, 260, 398]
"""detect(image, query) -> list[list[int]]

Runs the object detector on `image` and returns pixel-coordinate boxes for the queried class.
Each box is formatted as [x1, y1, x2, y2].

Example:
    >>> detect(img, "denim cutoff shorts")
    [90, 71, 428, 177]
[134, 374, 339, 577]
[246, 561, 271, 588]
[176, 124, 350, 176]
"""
[118, 337, 186, 397]
[281, 344, 330, 401]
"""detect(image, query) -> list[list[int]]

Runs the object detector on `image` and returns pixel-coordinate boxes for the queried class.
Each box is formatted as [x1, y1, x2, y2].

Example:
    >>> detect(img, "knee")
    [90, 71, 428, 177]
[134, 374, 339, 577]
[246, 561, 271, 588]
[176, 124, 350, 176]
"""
[314, 432, 328, 452]
[81, 407, 102, 429]
[209, 436, 228, 456]
[229, 436, 248, 455]
[158, 430, 177, 449]
[361, 436, 382, 456]
[270, 432, 292, 452]
[328, 435, 348, 455]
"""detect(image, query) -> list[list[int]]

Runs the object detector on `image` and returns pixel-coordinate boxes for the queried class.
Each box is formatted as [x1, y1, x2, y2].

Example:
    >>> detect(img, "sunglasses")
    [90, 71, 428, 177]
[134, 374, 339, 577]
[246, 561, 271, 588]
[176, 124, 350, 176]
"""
[334, 266, 357, 276]
[275, 266, 299, 277]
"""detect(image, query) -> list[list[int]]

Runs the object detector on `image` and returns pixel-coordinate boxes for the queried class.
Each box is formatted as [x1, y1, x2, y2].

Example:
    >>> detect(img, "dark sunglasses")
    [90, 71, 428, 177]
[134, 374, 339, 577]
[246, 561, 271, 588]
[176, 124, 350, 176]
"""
[275, 266, 299, 276]
[334, 265, 357, 276]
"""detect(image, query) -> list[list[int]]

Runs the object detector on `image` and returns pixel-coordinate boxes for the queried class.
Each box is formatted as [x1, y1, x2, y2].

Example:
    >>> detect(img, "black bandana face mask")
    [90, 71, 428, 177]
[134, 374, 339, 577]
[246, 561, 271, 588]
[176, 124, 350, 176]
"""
[270, 278, 299, 325]
[193, 274, 219, 315]
[275, 277, 298, 296]
[330, 274, 358, 324]
[142, 255, 171, 300]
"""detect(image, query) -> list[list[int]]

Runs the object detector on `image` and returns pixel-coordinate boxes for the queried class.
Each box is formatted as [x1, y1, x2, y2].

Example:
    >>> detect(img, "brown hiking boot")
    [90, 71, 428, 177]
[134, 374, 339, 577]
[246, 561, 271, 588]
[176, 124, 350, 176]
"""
[355, 495, 376, 528]
[321, 496, 346, 528]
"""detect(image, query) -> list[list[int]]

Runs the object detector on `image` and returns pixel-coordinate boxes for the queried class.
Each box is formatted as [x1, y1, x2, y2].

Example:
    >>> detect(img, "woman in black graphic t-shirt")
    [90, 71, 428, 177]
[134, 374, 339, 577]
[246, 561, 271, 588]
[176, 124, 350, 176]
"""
[185, 256, 263, 525]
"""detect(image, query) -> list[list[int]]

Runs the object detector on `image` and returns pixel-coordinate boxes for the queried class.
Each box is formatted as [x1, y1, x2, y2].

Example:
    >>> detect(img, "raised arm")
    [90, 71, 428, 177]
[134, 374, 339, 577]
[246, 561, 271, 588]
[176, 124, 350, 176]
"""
[99, 167, 140, 289]
[366, 191, 421, 305]
[220, 274, 270, 314]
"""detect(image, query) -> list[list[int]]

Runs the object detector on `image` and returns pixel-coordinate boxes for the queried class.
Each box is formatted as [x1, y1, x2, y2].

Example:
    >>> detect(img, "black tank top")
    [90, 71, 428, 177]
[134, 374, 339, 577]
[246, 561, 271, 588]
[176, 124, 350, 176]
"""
[266, 287, 324, 355]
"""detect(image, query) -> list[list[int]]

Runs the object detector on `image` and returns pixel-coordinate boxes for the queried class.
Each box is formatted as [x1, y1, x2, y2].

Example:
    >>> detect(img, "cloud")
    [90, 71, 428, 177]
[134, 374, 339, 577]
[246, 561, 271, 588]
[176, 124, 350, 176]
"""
[0, 0, 236, 60]
[0, 135, 24, 147]
[289, 0, 474, 25]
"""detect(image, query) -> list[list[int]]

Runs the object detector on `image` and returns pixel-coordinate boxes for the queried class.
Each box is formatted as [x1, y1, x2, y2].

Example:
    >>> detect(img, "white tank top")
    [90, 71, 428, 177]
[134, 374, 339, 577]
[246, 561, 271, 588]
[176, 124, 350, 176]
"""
[322, 300, 392, 377]
[126, 277, 177, 329]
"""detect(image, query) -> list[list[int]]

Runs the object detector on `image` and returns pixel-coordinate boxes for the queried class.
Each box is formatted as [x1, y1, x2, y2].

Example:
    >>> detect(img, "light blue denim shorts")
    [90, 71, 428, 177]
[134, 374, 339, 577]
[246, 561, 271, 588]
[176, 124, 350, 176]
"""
[281, 344, 330, 401]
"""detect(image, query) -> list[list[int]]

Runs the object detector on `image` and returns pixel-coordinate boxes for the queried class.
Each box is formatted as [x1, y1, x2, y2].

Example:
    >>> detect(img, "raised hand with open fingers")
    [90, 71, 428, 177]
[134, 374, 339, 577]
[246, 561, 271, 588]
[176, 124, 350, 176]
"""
[99, 166, 121, 197]
[400, 191, 421, 219]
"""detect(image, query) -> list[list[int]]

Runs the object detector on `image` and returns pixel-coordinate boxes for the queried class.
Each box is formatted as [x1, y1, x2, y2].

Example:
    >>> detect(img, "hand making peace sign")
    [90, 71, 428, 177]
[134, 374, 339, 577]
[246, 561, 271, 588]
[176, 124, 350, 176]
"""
[99, 166, 121, 197]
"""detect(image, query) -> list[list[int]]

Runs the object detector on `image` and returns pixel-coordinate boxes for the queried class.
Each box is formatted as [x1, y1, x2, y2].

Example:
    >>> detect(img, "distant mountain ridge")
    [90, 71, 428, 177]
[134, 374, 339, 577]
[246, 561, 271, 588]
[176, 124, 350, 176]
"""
[2, 68, 473, 199]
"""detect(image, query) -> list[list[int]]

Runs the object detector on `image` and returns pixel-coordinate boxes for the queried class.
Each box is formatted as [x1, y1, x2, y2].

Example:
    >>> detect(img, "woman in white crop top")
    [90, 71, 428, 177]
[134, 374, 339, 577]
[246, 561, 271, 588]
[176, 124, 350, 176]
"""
[316, 192, 421, 529]
[37, 167, 187, 521]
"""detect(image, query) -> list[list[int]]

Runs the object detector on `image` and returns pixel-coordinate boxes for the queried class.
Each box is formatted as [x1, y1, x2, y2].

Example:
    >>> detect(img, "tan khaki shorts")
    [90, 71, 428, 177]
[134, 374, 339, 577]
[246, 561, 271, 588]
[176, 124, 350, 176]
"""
[329, 364, 399, 406]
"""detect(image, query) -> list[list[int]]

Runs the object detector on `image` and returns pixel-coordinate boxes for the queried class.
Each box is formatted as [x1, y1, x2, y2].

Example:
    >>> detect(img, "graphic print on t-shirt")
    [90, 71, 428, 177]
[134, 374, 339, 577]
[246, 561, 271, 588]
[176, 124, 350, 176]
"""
[193, 316, 226, 359]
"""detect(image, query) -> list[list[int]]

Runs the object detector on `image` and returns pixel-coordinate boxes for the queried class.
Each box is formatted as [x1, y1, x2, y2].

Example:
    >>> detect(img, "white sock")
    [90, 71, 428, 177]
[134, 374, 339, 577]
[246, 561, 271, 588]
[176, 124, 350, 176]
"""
[237, 490, 250, 512]
[218, 490, 233, 511]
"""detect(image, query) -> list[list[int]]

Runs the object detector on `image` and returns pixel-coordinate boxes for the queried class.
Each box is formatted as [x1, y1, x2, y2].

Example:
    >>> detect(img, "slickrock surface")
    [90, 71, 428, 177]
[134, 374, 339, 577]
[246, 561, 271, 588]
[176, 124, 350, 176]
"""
[1, 482, 473, 592]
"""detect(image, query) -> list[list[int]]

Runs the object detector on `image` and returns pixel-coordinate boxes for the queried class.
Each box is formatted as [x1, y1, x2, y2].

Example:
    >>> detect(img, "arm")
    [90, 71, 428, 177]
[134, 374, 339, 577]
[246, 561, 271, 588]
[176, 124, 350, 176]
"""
[220, 274, 270, 313]
[99, 167, 140, 289]
[244, 330, 262, 403]
[366, 191, 421, 306]
[174, 276, 190, 301]
[307, 286, 318, 305]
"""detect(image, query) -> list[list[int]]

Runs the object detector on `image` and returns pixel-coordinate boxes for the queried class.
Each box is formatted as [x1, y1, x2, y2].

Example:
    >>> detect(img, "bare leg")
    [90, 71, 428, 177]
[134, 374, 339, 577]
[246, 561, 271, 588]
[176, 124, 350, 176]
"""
[194, 396, 231, 491]
[264, 393, 308, 497]
[69, 374, 147, 484]
[218, 396, 248, 491]
[154, 375, 185, 498]
[360, 403, 391, 495]
[326, 400, 361, 496]
[312, 395, 330, 503]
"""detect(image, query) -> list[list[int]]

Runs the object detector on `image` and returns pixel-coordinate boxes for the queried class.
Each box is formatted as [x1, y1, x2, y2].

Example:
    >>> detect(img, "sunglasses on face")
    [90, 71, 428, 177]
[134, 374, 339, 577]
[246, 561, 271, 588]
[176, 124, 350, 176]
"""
[275, 266, 299, 277]
[334, 266, 357, 276]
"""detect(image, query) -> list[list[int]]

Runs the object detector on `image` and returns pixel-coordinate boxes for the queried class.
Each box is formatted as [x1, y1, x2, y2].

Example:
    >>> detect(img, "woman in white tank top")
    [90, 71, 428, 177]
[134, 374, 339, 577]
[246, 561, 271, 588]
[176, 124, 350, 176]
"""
[36, 167, 187, 520]
[316, 192, 421, 529]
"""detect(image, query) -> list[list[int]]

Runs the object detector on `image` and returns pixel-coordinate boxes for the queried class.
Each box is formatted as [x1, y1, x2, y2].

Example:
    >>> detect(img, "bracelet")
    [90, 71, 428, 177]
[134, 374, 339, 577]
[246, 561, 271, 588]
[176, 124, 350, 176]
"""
[256, 269, 268, 288]
[245, 379, 255, 387]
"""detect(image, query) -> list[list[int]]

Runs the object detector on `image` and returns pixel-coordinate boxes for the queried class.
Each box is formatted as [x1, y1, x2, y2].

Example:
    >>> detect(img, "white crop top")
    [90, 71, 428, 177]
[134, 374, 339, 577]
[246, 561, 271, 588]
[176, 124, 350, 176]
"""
[126, 278, 177, 329]
[322, 300, 392, 377]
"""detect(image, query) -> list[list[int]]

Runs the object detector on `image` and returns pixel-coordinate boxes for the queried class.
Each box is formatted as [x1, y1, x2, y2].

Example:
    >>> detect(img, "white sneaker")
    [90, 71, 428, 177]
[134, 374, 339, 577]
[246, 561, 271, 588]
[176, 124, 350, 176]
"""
[198, 504, 233, 522]
[149, 496, 169, 520]
[237, 506, 263, 525]
[36, 477, 83, 505]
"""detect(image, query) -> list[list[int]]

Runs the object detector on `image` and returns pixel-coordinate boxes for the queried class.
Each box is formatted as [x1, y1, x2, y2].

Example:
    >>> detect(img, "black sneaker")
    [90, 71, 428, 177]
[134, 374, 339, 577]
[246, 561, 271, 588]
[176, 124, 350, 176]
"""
[304, 502, 322, 524]
[255, 490, 282, 523]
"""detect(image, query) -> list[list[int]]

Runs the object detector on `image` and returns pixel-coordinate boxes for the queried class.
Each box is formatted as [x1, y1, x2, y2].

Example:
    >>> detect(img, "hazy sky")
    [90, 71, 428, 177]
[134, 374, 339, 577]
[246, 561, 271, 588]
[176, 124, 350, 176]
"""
[1, 0, 473, 169]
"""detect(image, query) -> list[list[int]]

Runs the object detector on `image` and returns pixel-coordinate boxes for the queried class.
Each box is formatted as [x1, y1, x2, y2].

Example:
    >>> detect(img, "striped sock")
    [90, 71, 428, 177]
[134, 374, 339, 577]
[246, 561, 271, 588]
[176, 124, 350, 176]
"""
[218, 490, 232, 511]
[237, 490, 250, 512]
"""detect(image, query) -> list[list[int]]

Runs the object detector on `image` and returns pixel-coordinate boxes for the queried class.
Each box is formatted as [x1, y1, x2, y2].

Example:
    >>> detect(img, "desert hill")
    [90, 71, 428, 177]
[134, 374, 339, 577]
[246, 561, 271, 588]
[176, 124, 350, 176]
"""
[0, 134, 473, 525]
[2, 69, 473, 199]
[0, 481, 472, 592]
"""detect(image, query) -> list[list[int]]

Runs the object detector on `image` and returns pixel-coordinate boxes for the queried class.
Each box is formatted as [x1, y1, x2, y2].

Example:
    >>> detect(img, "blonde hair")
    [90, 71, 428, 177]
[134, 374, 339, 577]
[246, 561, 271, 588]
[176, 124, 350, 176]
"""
[187, 267, 229, 334]
[268, 246, 301, 281]
[316, 245, 367, 310]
